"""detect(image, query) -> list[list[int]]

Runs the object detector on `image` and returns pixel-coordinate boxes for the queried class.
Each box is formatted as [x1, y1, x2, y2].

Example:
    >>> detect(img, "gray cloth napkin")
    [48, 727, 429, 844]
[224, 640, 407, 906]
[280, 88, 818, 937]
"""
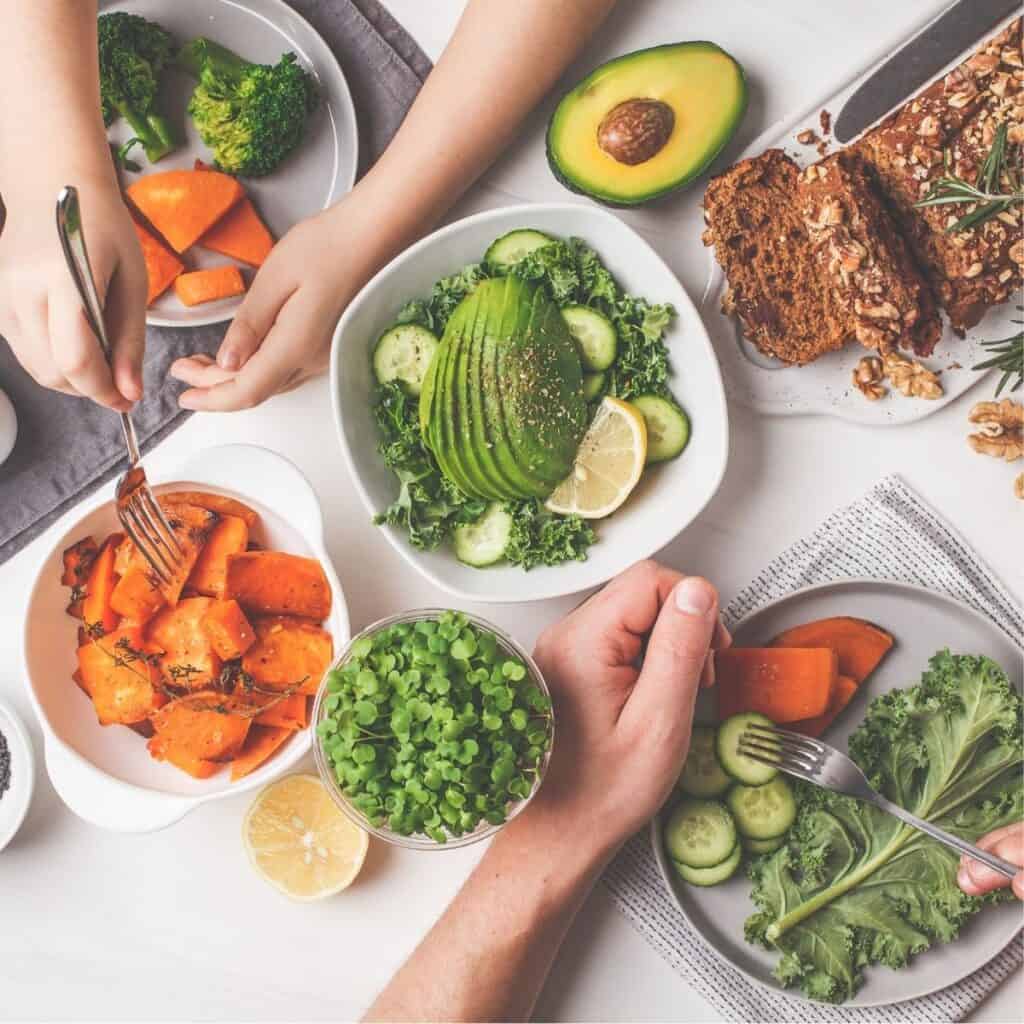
[603, 475, 1024, 1022]
[0, 0, 431, 565]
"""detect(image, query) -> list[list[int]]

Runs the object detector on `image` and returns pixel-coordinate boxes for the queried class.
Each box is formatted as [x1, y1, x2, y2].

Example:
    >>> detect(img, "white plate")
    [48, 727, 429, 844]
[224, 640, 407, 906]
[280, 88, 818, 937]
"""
[0, 700, 35, 853]
[702, 8, 1021, 424]
[331, 202, 729, 605]
[651, 579, 1024, 1007]
[100, 0, 358, 327]
[21, 444, 349, 832]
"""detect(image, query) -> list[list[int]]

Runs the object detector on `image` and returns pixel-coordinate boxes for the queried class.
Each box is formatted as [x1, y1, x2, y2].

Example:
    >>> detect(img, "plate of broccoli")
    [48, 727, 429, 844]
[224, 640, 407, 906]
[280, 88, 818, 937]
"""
[99, 0, 358, 326]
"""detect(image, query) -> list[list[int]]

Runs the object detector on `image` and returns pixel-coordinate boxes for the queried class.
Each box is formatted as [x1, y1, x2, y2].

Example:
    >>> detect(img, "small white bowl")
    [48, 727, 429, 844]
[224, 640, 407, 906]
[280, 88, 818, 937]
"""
[0, 700, 35, 852]
[21, 444, 349, 832]
[331, 202, 729, 604]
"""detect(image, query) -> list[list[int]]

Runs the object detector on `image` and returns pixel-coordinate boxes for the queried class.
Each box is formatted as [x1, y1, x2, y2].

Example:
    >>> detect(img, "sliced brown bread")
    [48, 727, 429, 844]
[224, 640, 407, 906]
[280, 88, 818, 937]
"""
[856, 18, 1023, 332]
[702, 150, 847, 365]
[796, 152, 942, 355]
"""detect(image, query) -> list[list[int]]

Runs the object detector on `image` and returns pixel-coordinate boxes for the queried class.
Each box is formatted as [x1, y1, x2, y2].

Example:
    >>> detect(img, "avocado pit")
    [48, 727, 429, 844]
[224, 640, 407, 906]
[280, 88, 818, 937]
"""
[597, 98, 675, 166]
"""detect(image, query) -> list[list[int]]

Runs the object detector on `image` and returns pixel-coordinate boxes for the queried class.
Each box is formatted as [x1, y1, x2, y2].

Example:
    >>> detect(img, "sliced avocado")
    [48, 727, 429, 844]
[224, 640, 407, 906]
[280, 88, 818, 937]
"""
[433, 295, 480, 497]
[546, 41, 747, 205]
[418, 335, 441, 442]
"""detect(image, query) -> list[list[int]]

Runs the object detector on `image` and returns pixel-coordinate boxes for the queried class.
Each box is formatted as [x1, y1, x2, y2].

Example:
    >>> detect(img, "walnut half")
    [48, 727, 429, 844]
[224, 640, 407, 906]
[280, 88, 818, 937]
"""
[968, 399, 1024, 461]
[852, 355, 886, 400]
[882, 352, 943, 399]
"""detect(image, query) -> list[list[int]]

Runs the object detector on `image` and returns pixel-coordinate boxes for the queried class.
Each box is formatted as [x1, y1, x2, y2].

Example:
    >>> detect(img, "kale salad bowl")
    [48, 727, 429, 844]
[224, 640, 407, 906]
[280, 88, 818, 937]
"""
[330, 203, 729, 603]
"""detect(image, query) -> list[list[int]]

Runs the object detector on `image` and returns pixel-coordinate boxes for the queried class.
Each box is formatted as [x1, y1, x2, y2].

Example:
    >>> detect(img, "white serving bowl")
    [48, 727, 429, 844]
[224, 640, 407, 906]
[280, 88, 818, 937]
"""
[21, 445, 349, 832]
[0, 700, 35, 852]
[331, 202, 729, 603]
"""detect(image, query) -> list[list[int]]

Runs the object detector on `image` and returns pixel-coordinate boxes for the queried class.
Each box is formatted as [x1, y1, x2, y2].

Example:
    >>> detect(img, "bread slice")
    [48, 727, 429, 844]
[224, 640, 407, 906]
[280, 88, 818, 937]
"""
[796, 152, 941, 355]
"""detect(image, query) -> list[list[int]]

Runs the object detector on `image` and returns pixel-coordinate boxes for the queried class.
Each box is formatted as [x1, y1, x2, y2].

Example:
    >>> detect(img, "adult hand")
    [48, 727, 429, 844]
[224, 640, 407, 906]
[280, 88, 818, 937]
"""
[525, 559, 732, 857]
[0, 179, 146, 411]
[957, 822, 1024, 900]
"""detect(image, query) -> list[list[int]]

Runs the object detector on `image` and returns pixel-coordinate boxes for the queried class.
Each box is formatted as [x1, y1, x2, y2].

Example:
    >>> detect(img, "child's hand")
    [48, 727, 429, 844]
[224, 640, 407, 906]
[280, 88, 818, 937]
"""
[0, 180, 147, 410]
[521, 560, 731, 856]
[958, 822, 1024, 900]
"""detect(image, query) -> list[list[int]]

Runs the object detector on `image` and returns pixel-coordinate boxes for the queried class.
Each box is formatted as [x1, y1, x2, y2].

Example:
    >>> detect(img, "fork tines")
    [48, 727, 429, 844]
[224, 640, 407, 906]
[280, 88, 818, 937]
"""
[738, 722, 824, 775]
[119, 486, 183, 586]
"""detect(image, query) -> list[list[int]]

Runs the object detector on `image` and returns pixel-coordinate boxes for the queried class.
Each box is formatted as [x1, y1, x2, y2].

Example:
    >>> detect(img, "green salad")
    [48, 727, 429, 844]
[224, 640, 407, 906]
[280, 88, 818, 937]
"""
[370, 229, 690, 569]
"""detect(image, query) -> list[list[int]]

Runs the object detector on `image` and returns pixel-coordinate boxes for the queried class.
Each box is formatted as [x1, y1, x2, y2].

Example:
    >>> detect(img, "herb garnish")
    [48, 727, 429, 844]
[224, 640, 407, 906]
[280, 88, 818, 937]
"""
[973, 306, 1023, 396]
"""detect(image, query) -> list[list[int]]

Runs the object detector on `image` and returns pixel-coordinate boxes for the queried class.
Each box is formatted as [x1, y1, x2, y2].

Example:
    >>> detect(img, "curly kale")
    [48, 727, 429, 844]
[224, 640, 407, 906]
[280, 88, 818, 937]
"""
[178, 38, 317, 176]
[502, 501, 595, 571]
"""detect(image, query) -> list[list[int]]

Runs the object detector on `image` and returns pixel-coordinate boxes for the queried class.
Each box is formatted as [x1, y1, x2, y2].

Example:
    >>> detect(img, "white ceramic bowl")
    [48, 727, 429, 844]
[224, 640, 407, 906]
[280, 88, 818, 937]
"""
[0, 700, 35, 852]
[21, 444, 349, 832]
[331, 203, 729, 603]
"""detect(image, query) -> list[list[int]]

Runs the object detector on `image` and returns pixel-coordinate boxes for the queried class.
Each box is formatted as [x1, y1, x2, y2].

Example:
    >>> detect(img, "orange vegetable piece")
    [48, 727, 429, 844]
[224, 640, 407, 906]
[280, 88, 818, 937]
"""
[716, 647, 836, 723]
[770, 616, 893, 683]
[82, 533, 124, 637]
[246, 692, 307, 730]
[112, 536, 136, 578]
[174, 265, 246, 307]
[148, 691, 252, 764]
[62, 536, 98, 620]
[126, 170, 244, 253]
[162, 490, 259, 528]
[72, 667, 90, 698]
[108, 565, 166, 626]
[241, 616, 333, 695]
[230, 725, 293, 781]
[77, 627, 166, 726]
[188, 514, 248, 597]
[198, 197, 273, 267]
[225, 551, 332, 620]
[148, 735, 222, 779]
[146, 596, 223, 690]
[131, 214, 184, 304]
[791, 674, 860, 738]
[200, 599, 256, 660]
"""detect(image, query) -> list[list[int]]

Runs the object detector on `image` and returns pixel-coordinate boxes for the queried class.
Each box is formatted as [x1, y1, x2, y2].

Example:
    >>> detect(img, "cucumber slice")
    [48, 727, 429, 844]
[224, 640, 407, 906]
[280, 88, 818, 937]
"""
[484, 229, 555, 271]
[632, 395, 690, 463]
[678, 726, 731, 798]
[561, 305, 618, 371]
[727, 778, 796, 840]
[453, 502, 513, 567]
[663, 799, 737, 869]
[373, 323, 440, 396]
[744, 834, 786, 855]
[717, 712, 778, 785]
[582, 371, 605, 402]
[673, 842, 741, 886]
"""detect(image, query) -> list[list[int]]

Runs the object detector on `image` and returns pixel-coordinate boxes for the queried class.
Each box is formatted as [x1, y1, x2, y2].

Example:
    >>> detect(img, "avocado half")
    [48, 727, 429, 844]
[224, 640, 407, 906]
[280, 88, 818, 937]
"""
[546, 41, 747, 206]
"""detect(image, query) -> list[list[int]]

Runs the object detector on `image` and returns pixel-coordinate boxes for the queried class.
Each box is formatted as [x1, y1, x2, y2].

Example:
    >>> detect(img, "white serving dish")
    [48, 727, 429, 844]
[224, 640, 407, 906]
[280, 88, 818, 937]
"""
[100, 0, 359, 327]
[330, 202, 729, 604]
[702, 6, 1021, 425]
[0, 700, 35, 852]
[21, 444, 349, 832]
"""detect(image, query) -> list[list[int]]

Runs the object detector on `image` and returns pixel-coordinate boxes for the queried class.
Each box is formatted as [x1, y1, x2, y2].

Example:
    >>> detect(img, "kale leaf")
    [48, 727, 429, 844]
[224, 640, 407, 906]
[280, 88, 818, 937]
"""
[745, 651, 1023, 1003]
[503, 500, 595, 571]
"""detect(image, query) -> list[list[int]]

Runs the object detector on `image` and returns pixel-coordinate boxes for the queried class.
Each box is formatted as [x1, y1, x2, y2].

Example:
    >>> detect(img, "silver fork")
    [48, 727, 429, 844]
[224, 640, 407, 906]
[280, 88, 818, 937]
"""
[55, 186, 183, 587]
[739, 722, 1018, 880]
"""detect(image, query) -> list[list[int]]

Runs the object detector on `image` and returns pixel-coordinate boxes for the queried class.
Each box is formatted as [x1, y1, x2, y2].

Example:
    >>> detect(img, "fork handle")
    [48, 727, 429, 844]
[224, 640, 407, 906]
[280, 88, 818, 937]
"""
[875, 795, 1019, 880]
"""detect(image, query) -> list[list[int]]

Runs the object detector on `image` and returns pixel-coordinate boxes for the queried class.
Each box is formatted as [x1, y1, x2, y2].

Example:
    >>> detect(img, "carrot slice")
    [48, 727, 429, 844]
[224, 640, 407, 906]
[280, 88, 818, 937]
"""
[200, 599, 256, 660]
[230, 725, 292, 781]
[198, 197, 273, 267]
[126, 170, 244, 253]
[82, 533, 124, 637]
[225, 551, 332, 620]
[188, 515, 248, 598]
[716, 647, 836, 723]
[131, 214, 184, 304]
[791, 674, 860, 738]
[174, 265, 245, 307]
[770, 616, 893, 683]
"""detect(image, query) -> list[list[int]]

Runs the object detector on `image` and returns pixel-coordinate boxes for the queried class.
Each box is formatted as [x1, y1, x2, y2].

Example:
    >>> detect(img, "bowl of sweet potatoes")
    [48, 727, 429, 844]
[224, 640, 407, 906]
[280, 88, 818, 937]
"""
[21, 444, 349, 832]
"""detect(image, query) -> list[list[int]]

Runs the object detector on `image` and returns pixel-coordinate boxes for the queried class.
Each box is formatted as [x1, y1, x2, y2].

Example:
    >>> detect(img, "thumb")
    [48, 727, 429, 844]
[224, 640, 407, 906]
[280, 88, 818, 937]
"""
[618, 576, 717, 739]
[958, 830, 1024, 898]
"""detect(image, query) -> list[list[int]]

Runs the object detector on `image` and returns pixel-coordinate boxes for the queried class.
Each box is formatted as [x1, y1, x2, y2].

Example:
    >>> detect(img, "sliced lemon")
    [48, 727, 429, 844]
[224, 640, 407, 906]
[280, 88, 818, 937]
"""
[545, 396, 647, 518]
[243, 773, 369, 901]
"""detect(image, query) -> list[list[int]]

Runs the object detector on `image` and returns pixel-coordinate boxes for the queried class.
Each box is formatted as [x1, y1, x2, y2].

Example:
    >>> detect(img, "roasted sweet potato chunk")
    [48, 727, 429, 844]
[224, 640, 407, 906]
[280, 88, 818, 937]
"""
[224, 551, 331, 620]
[147, 596, 222, 690]
[245, 691, 307, 730]
[188, 514, 248, 597]
[162, 490, 258, 527]
[148, 691, 252, 766]
[200, 599, 255, 660]
[716, 647, 837, 723]
[770, 616, 893, 683]
[230, 725, 292, 781]
[241, 616, 333, 694]
[78, 627, 165, 726]
[82, 534, 124, 636]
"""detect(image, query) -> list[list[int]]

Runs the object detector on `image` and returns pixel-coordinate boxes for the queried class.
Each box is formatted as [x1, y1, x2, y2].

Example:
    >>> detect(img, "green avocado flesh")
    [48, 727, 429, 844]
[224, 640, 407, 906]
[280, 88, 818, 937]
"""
[546, 41, 747, 205]
[420, 276, 586, 501]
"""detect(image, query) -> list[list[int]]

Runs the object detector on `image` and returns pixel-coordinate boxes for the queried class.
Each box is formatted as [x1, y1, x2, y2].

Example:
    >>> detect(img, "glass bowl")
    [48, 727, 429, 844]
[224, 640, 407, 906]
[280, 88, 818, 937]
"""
[312, 609, 554, 850]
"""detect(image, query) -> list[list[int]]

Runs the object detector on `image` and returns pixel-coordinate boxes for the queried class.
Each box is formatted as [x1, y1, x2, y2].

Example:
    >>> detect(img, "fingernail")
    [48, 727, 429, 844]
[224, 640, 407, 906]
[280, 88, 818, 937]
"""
[218, 350, 240, 371]
[675, 577, 715, 616]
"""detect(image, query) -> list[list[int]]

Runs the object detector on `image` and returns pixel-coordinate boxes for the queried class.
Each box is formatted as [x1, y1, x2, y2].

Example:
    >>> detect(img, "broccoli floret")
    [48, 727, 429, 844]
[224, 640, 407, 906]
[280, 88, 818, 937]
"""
[98, 13, 178, 164]
[178, 38, 317, 177]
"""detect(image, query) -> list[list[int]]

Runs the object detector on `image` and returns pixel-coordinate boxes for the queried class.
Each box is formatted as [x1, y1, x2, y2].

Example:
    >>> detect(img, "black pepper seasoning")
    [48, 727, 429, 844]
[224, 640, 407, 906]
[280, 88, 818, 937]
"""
[0, 727, 11, 801]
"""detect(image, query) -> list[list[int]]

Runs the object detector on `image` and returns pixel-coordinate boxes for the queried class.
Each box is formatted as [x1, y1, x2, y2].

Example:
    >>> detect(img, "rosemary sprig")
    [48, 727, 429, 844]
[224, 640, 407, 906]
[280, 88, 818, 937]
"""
[974, 306, 1024, 397]
[915, 123, 1023, 233]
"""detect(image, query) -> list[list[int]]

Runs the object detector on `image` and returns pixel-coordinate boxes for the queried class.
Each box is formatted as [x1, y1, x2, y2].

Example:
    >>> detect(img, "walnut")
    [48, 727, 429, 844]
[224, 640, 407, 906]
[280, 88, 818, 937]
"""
[796, 129, 818, 145]
[701, 227, 714, 246]
[883, 352, 943, 399]
[1016, 473, 1024, 500]
[832, 237, 866, 272]
[854, 322, 887, 348]
[720, 288, 736, 315]
[807, 197, 844, 229]
[1009, 239, 1024, 266]
[855, 298, 901, 320]
[963, 261, 985, 278]
[968, 399, 1024, 461]
[1002, 48, 1023, 69]
[853, 355, 886, 400]
[967, 52, 1001, 76]
[918, 114, 940, 139]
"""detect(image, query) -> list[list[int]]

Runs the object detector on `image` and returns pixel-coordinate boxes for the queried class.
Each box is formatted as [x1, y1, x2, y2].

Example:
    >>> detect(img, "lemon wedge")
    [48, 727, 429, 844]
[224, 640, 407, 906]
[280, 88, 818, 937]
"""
[545, 397, 647, 518]
[243, 773, 369, 901]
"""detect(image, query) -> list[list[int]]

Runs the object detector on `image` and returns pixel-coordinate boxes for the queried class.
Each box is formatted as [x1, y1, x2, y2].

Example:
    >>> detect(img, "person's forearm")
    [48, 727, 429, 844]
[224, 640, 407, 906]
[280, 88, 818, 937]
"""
[365, 806, 617, 1022]
[331, 0, 617, 266]
[0, 1, 115, 196]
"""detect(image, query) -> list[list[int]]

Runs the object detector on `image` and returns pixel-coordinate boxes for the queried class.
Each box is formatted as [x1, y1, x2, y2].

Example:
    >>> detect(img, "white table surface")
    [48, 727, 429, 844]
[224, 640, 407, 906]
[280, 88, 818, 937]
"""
[1, 0, 1021, 1019]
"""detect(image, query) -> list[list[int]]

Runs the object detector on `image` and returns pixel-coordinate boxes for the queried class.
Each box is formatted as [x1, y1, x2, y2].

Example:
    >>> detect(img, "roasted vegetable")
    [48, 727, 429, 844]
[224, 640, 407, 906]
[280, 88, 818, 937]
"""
[230, 724, 292, 781]
[225, 551, 332, 620]
[147, 596, 223, 691]
[716, 648, 836, 723]
[200, 598, 255, 660]
[174, 264, 246, 306]
[241, 616, 333, 694]
[188, 514, 248, 597]
[78, 627, 165, 725]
